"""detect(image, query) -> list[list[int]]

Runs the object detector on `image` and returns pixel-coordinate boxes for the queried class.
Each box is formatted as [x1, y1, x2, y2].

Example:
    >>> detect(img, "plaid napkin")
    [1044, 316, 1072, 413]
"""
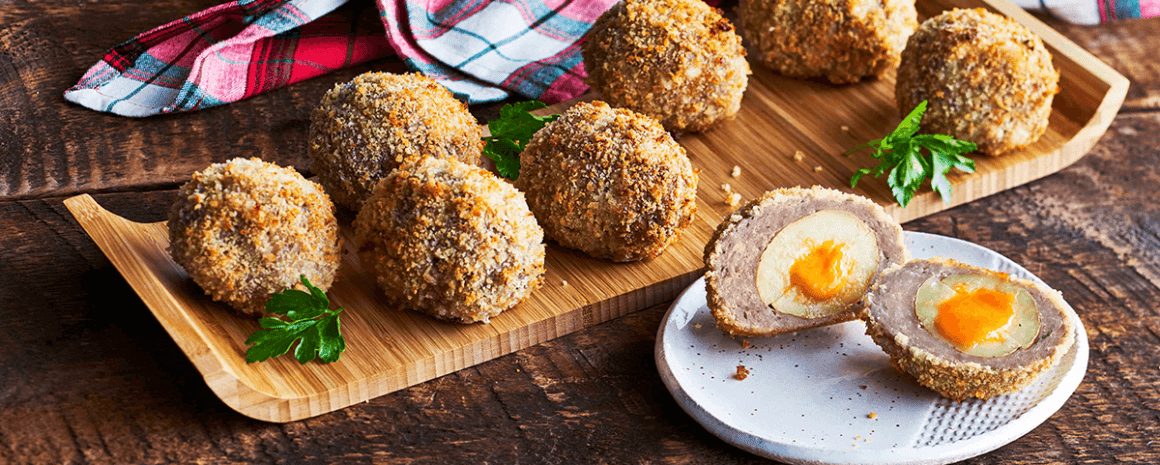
[1012, 0, 1159, 24]
[64, 0, 617, 117]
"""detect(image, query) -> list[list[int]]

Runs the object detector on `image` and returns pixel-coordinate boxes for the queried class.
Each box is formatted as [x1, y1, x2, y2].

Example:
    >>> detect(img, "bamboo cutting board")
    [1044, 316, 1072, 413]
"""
[65, 0, 1126, 423]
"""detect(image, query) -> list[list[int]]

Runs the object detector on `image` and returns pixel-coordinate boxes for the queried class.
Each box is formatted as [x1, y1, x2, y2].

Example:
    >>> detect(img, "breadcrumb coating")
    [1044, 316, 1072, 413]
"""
[308, 72, 484, 210]
[354, 157, 545, 323]
[516, 101, 697, 262]
[896, 8, 1059, 156]
[738, 0, 917, 84]
[582, 0, 750, 132]
[168, 158, 342, 315]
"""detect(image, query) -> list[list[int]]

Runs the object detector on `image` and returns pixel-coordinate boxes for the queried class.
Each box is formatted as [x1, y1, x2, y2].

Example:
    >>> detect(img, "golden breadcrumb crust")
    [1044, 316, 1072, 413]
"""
[354, 157, 545, 323]
[308, 72, 483, 210]
[703, 186, 907, 337]
[168, 157, 342, 315]
[862, 257, 1077, 400]
[516, 101, 697, 262]
[737, 0, 917, 84]
[895, 8, 1059, 156]
[582, 0, 750, 132]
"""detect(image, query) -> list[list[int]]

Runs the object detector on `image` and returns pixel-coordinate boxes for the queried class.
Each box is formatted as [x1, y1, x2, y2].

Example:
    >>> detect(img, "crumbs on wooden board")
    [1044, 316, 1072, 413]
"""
[793, 150, 805, 161]
[722, 183, 741, 206]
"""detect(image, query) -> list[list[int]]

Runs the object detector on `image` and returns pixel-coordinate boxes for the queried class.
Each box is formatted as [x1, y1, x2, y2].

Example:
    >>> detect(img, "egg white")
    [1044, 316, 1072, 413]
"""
[915, 273, 1040, 357]
[755, 210, 879, 319]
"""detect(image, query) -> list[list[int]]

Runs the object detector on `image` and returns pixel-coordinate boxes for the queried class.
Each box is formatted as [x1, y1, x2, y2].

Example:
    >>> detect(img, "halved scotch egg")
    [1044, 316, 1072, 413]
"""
[704, 186, 909, 337]
[863, 257, 1077, 400]
[915, 272, 1040, 358]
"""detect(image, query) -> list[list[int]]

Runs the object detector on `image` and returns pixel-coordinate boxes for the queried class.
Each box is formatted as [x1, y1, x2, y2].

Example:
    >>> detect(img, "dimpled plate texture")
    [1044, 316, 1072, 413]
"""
[655, 231, 1088, 465]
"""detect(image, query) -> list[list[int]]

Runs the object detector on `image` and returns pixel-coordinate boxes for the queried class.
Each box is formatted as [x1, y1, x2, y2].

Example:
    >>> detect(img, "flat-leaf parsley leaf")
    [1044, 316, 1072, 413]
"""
[848, 101, 977, 207]
[245, 275, 346, 364]
[482, 100, 560, 180]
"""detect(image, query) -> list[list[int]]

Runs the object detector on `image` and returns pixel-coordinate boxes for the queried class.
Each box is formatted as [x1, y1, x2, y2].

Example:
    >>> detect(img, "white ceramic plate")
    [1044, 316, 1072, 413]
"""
[655, 231, 1088, 465]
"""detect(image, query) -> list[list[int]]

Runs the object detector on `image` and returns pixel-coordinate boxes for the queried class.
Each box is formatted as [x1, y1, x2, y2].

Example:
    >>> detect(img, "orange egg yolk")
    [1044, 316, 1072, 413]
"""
[934, 283, 1015, 349]
[789, 240, 848, 301]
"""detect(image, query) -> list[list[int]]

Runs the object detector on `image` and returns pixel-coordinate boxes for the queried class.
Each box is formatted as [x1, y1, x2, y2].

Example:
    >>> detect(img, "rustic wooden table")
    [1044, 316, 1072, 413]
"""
[2, 1, 1159, 463]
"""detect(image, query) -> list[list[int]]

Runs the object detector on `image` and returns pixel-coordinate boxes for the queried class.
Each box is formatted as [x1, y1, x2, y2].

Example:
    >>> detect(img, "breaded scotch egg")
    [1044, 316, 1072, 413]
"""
[516, 101, 697, 262]
[738, 0, 917, 84]
[896, 9, 1059, 156]
[168, 158, 342, 315]
[354, 156, 545, 323]
[863, 258, 1076, 400]
[308, 72, 483, 210]
[704, 186, 908, 337]
[582, 0, 750, 132]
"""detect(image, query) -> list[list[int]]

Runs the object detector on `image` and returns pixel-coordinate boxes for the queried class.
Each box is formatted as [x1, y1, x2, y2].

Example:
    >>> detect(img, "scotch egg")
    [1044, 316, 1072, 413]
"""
[704, 186, 909, 337]
[863, 257, 1077, 400]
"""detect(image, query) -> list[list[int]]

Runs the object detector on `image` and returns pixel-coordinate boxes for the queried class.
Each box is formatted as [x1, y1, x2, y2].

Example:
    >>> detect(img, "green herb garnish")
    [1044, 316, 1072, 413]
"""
[848, 101, 977, 207]
[245, 275, 345, 364]
[482, 100, 560, 180]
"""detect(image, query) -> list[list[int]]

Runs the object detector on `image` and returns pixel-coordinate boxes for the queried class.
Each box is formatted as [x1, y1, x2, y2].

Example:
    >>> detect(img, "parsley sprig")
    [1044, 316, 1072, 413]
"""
[848, 101, 978, 207]
[482, 100, 560, 180]
[245, 275, 346, 364]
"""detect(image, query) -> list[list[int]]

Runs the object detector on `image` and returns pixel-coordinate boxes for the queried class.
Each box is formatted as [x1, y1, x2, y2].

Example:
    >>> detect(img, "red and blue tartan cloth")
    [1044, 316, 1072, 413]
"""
[1013, 0, 1159, 24]
[64, 0, 1155, 116]
[64, 0, 617, 116]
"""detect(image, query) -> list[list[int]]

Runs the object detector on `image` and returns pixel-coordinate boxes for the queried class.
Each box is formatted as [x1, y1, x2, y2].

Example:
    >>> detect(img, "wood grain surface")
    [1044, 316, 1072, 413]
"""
[1, 0, 1159, 463]
[0, 0, 399, 200]
[58, 0, 1127, 424]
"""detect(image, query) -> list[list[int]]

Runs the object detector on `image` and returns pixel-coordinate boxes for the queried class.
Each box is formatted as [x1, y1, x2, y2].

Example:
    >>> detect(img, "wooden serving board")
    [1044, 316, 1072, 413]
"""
[65, 0, 1125, 423]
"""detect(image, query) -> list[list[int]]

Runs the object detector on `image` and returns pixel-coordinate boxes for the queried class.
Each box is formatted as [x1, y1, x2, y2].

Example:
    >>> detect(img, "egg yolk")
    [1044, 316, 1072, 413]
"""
[789, 240, 848, 301]
[934, 283, 1016, 350]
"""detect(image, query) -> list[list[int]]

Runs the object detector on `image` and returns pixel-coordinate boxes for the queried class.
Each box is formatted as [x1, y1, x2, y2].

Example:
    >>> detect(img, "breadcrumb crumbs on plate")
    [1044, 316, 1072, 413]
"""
[869, 412, 878, 419]
[740, 339, 750, 349]
[734, 365, 749, 380]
